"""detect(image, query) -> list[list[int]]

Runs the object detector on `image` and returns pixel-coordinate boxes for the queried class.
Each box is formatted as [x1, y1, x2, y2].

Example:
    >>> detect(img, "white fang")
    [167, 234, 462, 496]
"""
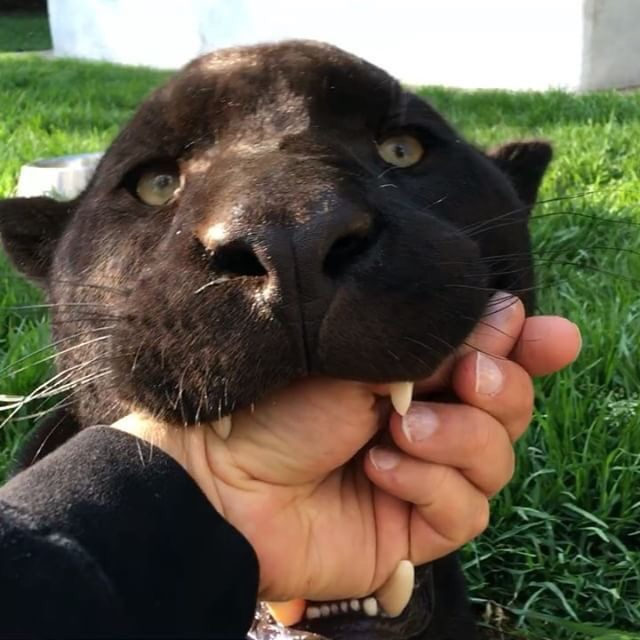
[212, 415, 232, 440]
[375, 560, 414, 618]
[389, 382, 414, 416]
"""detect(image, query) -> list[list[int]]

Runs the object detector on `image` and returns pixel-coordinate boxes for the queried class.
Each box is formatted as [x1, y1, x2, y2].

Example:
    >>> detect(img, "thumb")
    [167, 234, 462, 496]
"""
[225, 377, 382, 484]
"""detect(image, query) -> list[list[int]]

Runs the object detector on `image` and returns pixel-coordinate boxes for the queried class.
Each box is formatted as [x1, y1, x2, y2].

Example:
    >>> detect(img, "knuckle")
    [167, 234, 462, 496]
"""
[503, 447, 516, 486]
[510, 375, 536, 437]
[489, 435, 516, 496]
[522, 377, 535, 414]
[469, 410, 493, 456]
[469, 500, 491, 539]
[429, 464, 456, 496]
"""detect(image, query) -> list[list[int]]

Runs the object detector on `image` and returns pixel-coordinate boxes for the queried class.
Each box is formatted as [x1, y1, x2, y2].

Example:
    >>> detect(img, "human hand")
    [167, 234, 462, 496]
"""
[111, 293, 580, 606]
[364, 294, 581, 566]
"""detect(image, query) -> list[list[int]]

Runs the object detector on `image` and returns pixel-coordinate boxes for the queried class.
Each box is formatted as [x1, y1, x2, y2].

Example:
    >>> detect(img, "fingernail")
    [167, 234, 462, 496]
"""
[402, 404, 439, 443]
[485, 291, 517, 332]
[475, 353, 504, 395]
[369, 446, 401, 471]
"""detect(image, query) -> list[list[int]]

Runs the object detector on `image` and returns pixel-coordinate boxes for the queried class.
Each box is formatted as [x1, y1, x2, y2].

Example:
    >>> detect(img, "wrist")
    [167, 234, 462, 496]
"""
[109, 413, 226, 517]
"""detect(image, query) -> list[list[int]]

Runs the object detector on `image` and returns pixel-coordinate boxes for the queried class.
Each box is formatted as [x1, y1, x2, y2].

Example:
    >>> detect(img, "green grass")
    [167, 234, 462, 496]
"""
[0, 12, 51, 52]
[420, 89, 640, 639]
[0, 52, 639, 639]
[0, 53, 170, 465]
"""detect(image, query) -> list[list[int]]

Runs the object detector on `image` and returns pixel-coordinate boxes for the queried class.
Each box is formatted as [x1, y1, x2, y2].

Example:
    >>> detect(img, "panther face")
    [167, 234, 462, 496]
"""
[0, 40, 551, 640]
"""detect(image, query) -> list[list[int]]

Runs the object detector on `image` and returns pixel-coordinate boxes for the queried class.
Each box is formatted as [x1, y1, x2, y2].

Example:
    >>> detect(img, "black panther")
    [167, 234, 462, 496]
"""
[0, 40, 552, 639]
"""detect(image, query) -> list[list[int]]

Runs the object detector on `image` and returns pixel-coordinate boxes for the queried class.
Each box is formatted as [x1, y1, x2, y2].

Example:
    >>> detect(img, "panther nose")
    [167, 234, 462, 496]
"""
[202, 209, 375, 287]
[206, 238, 269, 279]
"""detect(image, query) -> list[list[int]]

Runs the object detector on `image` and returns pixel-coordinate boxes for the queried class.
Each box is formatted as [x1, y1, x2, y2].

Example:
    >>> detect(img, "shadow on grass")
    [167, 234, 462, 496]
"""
[0, 12, 51, 52]
[419, 85, 640, 133]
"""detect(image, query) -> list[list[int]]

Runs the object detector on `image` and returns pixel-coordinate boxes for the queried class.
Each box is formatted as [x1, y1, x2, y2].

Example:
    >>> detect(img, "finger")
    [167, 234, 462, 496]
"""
[414, 292, 524, 396]
[451, 353, 535, 442]
[364, 448, 490, 563]
[409, 486, 489, 566]
[462, 291, 525, 359]
[389, 402, 515, 496]
[510, 316, 581, 376]
[228, 378, 381, 484]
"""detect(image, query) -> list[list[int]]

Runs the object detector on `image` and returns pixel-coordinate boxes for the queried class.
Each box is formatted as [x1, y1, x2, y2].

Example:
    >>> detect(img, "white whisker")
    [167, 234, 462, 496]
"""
[194, 276, 232, 295]
[1, 334, 112, 381]
[0, 327, 113, 380]
[0, 357, 110, 429]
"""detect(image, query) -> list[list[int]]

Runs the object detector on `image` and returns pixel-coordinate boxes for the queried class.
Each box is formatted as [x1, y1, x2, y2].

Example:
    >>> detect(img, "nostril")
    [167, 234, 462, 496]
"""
[208, 240, 267, 278]
[323, 228, 374, 279]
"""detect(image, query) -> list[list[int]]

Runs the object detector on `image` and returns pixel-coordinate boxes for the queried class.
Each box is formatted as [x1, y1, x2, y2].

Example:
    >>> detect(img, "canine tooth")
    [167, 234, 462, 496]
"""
[375, 560, 414, 618]
[320, 605, 331, 617]
[212, 415, 232, 440]
[306, 606, 321, 620]
[389, 382, 413, 416]
[330, 604, 339, 614]
[350, 599, 360, 612]
[340, 601, 349, 613]
[363, 597, 378, 617]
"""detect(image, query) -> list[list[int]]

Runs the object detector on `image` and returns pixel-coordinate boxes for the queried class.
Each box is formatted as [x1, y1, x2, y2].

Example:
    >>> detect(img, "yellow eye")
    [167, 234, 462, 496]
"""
[376, 134, 424, 168]
[136, 169, 180, 206]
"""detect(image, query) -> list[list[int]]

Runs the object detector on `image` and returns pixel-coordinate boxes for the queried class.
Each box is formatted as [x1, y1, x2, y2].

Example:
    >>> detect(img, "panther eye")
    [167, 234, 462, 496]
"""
[135, 167, 180, 206]
[376, 135, 424, 168]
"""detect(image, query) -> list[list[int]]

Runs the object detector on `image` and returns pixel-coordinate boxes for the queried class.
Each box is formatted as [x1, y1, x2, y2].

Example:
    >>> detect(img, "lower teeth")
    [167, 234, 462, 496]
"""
[305, 596, 380, 620]
[362, 597, 378, 617]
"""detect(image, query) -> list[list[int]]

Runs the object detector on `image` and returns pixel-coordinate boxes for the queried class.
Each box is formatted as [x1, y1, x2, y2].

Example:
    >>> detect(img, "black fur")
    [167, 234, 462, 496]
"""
[0, 41, 552, 639]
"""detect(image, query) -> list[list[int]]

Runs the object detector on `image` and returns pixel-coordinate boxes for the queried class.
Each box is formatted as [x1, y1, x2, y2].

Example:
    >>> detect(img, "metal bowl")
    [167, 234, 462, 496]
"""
[16, 152, 103, 200]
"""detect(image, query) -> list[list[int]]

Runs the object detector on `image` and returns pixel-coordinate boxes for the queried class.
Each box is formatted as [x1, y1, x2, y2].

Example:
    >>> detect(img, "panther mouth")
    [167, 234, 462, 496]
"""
[250, 563, 434, 640]
[301, 559, 415, 622]
[215, 382, 415, 440]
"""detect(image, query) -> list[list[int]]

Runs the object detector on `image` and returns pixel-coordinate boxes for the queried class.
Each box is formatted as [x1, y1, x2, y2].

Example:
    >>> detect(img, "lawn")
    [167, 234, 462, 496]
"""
[0, 48, 639, 640]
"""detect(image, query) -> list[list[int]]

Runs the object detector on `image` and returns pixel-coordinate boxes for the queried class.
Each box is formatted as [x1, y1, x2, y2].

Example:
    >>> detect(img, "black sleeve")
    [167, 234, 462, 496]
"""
[0, 427, 259, 639]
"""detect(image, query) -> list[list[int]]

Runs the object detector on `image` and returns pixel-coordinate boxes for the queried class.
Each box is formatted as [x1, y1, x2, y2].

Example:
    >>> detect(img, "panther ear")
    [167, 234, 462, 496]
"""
[0, 196, 75, 285]
[487, 140, 553, 206]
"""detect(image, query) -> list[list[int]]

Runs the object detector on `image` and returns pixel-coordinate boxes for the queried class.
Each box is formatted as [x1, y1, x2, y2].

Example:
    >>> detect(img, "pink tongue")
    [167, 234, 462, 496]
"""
[266, 599, 307, 626]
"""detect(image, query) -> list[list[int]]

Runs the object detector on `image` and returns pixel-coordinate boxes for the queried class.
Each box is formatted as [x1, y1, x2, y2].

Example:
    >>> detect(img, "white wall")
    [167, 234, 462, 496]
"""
[581, 0, 640, 90]
[195, 0, 585, 90]
[48, 0, 640, 91]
